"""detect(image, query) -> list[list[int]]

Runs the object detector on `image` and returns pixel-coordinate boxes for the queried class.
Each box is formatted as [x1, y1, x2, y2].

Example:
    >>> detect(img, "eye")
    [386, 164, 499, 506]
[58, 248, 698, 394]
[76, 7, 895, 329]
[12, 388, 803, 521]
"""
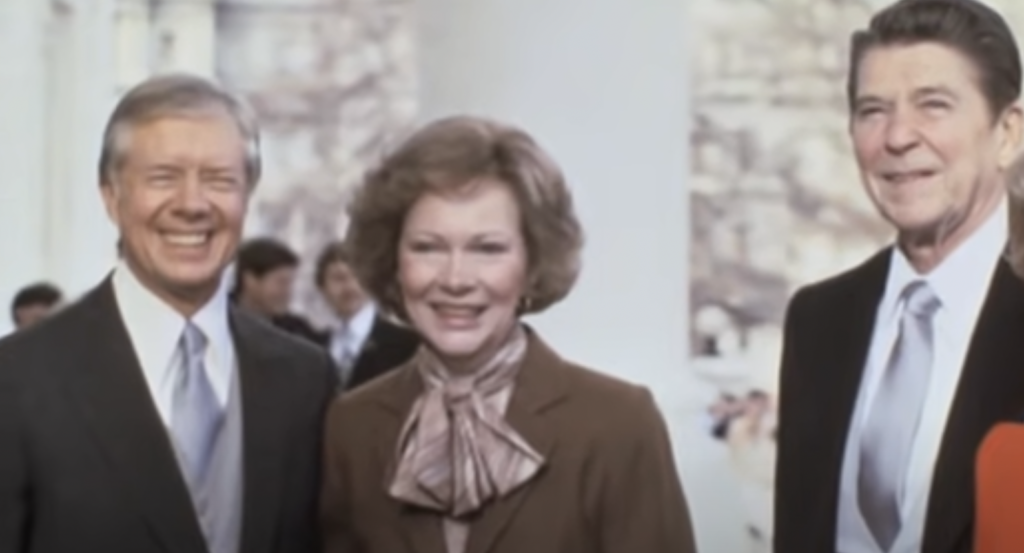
[208, 176, 242, 190]
[407, 240, 441, 253]
[921, 98, 951, 112]
[147, 173, 177, 187]
[474, 242, 509, 254]
[855, 105, 883, 120]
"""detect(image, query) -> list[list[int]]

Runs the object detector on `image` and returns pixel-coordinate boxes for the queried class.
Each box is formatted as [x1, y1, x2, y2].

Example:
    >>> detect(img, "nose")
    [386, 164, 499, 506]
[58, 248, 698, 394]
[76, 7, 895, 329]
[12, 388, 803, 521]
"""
[174, 175, 212, 215]
[883, 109, 920, 154]
[439, 252, 473, 293]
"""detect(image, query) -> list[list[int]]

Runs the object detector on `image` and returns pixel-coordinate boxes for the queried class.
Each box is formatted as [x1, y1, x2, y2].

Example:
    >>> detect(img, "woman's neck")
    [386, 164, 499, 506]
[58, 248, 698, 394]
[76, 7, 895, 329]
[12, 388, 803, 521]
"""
[434, 322, 521, 376]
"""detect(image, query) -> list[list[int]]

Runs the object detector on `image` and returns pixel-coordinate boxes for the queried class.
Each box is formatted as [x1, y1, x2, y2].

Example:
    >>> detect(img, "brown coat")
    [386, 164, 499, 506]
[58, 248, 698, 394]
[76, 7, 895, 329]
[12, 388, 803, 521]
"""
[320, 328, 697, 553]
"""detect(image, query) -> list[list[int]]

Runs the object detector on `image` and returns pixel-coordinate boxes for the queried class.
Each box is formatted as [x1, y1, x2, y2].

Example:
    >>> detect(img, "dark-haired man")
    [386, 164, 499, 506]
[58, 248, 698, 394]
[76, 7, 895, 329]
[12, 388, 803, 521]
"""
[775, 1, 1024, 553]
[9, 281, 63, 330]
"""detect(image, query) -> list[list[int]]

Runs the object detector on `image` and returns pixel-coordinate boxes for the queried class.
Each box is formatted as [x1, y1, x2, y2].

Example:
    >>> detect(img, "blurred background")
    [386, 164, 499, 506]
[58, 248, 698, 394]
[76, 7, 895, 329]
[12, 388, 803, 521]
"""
[3, 0, 1023, 551]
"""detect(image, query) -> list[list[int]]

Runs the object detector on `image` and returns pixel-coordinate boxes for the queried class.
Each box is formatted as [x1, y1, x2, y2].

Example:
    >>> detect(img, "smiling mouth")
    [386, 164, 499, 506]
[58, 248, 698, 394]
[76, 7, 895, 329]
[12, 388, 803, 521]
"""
[432, 304, 486, 324]
[880, 169, 937, 184]
[161, 231, 212, 247]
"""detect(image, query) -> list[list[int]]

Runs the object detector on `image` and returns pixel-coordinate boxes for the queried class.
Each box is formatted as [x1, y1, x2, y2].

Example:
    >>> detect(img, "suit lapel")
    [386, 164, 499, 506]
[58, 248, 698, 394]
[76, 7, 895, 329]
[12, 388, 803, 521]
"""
[923, 258, 1024, 553]
[377, 367, 448, 553]
[464, 329, 564, 553]
[809, 251, 890, 550]
[232, 309, 293, 553]
[62, 279, 207, 553]
[349, 317, 384, 383]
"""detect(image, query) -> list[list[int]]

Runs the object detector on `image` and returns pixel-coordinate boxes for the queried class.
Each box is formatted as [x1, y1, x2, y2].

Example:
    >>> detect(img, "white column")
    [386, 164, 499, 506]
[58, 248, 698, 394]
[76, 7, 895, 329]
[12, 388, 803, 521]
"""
[151, 0, 217, 77]
[418, 1, 689, 387]
[113, 0, 153, 91]
[53, 0, 120, 293]
[0, 0, 51, 335]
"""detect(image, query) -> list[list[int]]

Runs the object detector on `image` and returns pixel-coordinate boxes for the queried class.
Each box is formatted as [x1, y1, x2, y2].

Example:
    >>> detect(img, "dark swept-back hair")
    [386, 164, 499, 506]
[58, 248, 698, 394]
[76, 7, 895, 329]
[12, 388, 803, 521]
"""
[10, 282, 62, 324]
[847, 0, 1022, 119]
[232, 237, 299, 296]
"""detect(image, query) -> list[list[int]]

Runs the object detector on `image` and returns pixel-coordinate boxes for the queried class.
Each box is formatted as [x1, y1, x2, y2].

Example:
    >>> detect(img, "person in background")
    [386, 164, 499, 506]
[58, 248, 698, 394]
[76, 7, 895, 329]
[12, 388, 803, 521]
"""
[774, 1, 1024, 553]
[232, 236, 321, 343]
[320, 115, 696, 553]
[314, 240, 419, 391]
[10, 281, 63, 330]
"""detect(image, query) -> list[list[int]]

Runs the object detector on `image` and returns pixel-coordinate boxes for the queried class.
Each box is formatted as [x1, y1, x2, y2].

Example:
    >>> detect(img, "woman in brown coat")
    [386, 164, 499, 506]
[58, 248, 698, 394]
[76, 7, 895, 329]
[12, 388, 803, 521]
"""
[319, 115, 697, 553]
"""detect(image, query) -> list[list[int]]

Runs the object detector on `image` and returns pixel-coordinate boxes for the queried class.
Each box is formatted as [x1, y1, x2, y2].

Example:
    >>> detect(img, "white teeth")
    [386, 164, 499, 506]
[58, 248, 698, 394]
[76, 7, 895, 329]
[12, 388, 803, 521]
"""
[436, 307, 479, 317]
[164, 233, 207, 246]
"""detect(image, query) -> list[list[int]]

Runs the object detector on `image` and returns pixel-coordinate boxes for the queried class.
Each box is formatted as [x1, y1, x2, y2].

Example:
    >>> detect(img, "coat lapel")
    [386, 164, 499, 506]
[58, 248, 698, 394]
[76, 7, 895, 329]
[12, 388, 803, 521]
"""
[232, 309, 293, 553]
[923, 258, 1024, 553]
[464, 329, 565, 553]
[62, 279, 207, 553]
[377, 366, 448, 553]
[805, 251, 890, 550]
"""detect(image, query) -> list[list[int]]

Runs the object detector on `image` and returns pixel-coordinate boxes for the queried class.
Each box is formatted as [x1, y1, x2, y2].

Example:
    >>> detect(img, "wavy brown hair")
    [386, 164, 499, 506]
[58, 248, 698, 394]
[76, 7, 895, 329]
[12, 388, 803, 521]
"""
[344, 115, 584, 321]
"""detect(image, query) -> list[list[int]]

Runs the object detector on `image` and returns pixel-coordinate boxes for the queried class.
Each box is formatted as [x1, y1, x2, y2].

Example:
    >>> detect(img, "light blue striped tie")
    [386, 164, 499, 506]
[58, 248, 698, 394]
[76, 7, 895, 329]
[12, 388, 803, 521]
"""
[171, 322, 225, 487]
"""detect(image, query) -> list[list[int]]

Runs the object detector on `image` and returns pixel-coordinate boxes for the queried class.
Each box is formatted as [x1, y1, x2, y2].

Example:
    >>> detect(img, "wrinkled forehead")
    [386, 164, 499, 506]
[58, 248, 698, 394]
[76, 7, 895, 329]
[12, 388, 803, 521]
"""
[854, 41, 985, 101]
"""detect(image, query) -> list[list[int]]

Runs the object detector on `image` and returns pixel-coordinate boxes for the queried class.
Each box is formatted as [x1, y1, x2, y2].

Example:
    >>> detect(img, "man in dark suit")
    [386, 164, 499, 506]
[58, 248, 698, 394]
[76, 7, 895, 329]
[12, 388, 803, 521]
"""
[314, 241, 419, 392]
[0, 74, 336, 553]
[774, 2, 1024, 553]
[774, 1, 1024, 553]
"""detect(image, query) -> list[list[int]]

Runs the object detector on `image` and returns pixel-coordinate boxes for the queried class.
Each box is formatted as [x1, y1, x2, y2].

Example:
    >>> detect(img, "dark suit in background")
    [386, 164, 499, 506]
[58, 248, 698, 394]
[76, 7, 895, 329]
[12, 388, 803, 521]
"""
[0, 279, 337, 553]
[334, 315, 419, 392]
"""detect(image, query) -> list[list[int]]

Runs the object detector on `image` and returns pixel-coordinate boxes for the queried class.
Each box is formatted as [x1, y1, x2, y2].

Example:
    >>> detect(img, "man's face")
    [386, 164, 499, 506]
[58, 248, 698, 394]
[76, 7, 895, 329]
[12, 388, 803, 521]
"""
[319, 260, 369, 319]
[849, 42, 1021, 244]
[242, 265, 297, 316]
[101, 111, 250, 313]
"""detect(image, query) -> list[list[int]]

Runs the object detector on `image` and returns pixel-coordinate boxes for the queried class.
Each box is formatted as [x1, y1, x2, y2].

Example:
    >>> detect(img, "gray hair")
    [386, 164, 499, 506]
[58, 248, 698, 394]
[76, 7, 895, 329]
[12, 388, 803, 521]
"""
[98, 73, 261, 187]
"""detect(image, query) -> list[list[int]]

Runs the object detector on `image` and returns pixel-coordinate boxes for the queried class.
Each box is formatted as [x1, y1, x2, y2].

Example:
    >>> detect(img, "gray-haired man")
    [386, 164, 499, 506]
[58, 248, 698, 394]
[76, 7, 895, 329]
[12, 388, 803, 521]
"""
[0, 73, 337, 553]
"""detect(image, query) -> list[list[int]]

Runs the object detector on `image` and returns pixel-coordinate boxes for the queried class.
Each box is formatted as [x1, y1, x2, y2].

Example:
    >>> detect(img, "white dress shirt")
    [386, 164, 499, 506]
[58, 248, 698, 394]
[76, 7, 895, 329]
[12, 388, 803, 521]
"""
[112, 261, 236, 427]
[329, 301, 377, 367]
[836, 200, 1008, 553]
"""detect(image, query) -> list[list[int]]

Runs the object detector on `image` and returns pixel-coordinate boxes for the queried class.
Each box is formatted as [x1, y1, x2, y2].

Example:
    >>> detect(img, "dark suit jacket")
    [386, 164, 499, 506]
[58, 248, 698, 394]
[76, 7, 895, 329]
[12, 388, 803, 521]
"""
[272, 312, 327, 345]
[320, 327, 697, 553]
[0, 277, 338, 553]
[774, 249, 1024, 553]
[314, 316, 419, 393]
[341, 317, 419, 392]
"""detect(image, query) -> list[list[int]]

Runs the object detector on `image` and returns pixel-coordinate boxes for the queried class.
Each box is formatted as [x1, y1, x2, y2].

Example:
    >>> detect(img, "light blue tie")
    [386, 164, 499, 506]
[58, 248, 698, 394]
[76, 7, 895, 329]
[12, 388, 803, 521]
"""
[171, 322, 225, 487]
[858, 280, 941, 551]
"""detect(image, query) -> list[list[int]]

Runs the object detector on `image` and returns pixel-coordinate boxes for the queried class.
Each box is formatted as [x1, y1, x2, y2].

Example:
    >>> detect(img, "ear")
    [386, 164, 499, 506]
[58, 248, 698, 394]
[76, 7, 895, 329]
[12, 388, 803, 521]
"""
[99, 181, 121, 227]
[996, 102, 1023, 171]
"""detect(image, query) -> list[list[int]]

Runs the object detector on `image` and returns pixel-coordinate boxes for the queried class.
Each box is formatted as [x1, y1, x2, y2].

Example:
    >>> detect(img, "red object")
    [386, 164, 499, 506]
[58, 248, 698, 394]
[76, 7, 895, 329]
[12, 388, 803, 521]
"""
[974, 422, 1024, 553]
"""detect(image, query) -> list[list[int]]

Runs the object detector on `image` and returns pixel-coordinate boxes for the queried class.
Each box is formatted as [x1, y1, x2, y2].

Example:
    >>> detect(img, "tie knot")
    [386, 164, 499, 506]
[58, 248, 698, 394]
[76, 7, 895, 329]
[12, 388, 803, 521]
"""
[181, 322, 208, 359]
[442, 378, 476, 405]
[902, 281, 941, 317]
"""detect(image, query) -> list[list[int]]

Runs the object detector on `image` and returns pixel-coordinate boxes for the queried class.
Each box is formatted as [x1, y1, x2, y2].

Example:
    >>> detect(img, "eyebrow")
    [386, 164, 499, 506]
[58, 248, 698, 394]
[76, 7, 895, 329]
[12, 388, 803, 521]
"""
[144, 164, 183, 174]
[405, 231, 515, 241]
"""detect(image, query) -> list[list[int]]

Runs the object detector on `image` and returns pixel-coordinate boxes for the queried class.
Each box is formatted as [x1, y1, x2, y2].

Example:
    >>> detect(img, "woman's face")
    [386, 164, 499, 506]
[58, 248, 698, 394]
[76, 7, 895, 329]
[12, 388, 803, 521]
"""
[397, 178, 529, 369]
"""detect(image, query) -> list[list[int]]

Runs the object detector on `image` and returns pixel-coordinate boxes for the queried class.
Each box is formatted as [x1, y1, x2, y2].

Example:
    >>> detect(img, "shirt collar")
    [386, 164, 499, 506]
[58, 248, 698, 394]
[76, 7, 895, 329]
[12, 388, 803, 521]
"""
[881, 198, 1007, 321]
[112, 261, 234, 393]
[335, 301, 377, 341]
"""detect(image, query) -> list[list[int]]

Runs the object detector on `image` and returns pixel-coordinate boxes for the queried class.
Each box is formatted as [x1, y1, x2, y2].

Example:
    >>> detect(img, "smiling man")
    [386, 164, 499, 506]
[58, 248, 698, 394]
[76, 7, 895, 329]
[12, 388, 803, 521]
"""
[0, 74, 336, 553]
[773, 2, 1024, 553]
